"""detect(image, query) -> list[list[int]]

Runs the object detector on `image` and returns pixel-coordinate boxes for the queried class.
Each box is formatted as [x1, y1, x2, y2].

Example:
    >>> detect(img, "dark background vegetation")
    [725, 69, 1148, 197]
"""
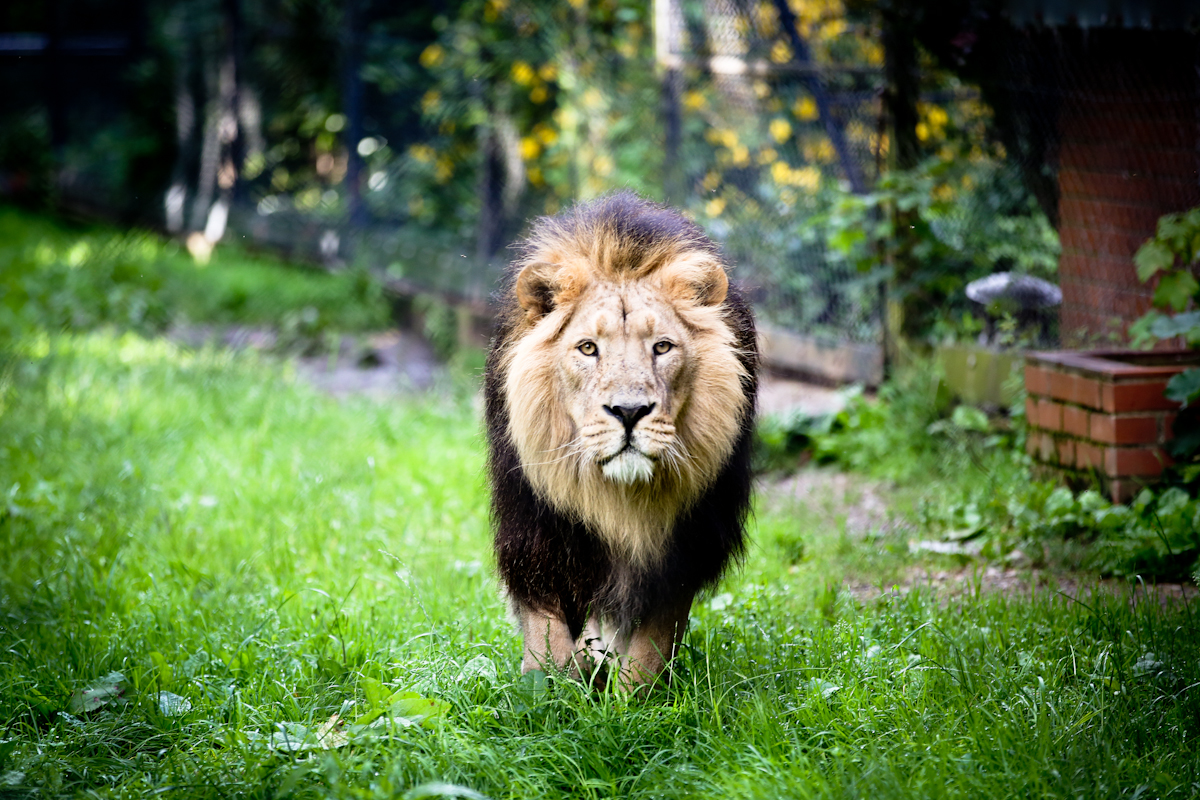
[1, 0, 1064, 344]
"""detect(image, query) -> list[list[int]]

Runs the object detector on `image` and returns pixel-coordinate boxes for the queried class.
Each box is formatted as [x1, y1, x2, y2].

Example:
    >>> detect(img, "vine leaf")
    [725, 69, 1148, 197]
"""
[1154, 271, 1199, 312]
[1136, 240, 1175, 282]
[1165, 368, 1200, 408]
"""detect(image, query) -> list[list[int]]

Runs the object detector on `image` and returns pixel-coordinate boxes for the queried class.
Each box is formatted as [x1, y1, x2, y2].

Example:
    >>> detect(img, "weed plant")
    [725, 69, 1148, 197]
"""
[2, 332, 1200, 798]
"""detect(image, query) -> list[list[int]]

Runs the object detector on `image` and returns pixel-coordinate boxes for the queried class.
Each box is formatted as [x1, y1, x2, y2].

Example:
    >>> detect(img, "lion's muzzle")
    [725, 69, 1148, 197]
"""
[604, 402, 655, 434]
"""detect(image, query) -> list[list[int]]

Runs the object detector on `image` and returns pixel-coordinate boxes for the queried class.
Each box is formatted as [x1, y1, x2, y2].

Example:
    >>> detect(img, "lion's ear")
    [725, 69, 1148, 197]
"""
[515, 260, 588, 319]
[661, 255, 729, 307]
[515, 262, 556, 319]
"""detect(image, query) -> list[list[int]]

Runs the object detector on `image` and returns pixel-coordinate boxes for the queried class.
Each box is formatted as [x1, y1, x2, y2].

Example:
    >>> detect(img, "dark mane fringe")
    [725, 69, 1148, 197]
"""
[485, 193, 758, 638]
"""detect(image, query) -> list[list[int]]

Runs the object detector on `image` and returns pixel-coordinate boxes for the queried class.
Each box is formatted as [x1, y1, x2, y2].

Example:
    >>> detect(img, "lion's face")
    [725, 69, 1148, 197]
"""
[556, 282, 692, 485]
[499, 242, 749, 565]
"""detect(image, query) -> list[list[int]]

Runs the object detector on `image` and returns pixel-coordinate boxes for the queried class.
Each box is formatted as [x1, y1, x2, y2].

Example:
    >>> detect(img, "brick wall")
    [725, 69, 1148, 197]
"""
[1024, 350, 1195, 502]
[1055, 30, 1200, 345]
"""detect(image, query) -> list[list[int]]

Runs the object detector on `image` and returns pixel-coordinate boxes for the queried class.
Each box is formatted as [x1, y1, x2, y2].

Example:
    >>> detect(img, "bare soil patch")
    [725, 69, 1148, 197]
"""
[168, 323, 444, 397]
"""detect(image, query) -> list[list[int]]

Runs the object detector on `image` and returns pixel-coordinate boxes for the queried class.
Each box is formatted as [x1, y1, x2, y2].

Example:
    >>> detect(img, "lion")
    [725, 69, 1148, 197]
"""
[484, 193, 758, 689]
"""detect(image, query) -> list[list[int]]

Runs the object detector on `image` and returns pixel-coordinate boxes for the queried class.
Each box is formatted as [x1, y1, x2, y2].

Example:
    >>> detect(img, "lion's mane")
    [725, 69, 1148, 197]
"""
[484, 193, 758, 638]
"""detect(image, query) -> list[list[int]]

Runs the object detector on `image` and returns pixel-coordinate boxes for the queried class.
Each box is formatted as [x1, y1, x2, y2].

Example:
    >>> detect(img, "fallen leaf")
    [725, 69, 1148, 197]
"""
[69, 672, 128, 714]
[157, 691, 192, 716]
[402, 782, 491, 800]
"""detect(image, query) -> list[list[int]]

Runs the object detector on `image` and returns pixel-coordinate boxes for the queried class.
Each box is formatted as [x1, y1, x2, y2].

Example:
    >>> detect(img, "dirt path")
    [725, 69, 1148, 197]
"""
[168, 324, 445, 397]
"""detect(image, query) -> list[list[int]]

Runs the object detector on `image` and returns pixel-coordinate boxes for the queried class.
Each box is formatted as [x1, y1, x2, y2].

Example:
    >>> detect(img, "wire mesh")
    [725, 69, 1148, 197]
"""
[657, 0, 888, 344]
[14, 3, 1197, 354]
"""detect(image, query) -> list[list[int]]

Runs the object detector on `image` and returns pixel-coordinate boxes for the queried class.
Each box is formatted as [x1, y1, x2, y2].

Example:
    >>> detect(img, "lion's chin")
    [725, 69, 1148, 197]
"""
[600, 450, 655, 484]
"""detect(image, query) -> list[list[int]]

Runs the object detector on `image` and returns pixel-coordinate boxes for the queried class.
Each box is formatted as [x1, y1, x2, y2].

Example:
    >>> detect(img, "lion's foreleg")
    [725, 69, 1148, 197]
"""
[516, 603, 578, 675]
[616, 594, 694, 690]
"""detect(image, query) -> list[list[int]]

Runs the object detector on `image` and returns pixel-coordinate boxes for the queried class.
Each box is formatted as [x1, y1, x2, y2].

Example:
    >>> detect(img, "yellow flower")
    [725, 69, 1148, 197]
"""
[583, 88, 604, 109]
[520, 137, 541, 161]
[701, 171, 721, 191]
[769, 118, 792, 143]
[793, 96, 818, 121]
[794, 166, 820, 193]
[927, 105, 949, 129]
[706, 196, 726, 217]
[861, 39, 884, 66]
[484, 0, 508, 21]
[705, 127, 738, 148]
[933, 183, 954, 202]
[813, 139, 835, 162]
[421, 90, 441, 114]
[539, 63, 557, 82]
[409, 144, 435, 163]
[530, 85, 548, 104]
[512, 61, 535, 86]
[915, 122, 930, 142]
[528, 166, 544, 186]
[683, 91, 707, 111]
[419, 44, 444, 69]
[770, 40, 793, 63]
[434, 157, 454, 183]
[593, 154, 614, 176]
[731, 144, 750, 167]
[757, 147, 778, 165]
[770, 161, 791, 185]
[534, 124, 558, 146]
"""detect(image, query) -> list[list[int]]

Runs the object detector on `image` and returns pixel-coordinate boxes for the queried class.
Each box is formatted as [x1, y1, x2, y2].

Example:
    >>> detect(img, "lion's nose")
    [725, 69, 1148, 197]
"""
[604, 403, 654, 435]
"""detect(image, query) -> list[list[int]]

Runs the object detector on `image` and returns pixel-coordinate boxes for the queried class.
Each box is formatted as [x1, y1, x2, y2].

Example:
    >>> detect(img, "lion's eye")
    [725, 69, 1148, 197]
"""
[578, 341, 598, 356]
[653, 340, 673, 355]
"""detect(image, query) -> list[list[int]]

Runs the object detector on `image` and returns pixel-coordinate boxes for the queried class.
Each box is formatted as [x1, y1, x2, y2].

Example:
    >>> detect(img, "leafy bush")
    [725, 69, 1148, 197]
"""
[806, 157, 1059, 344]
[1129, 207, 1200, 464]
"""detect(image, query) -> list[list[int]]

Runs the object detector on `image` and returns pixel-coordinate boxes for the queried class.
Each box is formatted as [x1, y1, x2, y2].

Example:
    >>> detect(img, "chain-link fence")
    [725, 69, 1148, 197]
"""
[18, 2, 1191, 366]
[655, 0, 888, 351]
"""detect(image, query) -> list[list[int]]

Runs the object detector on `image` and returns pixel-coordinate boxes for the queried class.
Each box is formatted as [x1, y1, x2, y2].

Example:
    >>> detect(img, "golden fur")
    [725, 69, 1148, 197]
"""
[497, 215, 750, 568]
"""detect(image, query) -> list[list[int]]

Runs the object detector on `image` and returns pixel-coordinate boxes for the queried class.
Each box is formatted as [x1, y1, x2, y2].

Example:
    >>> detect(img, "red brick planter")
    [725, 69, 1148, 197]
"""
[1024, 350, 1199, 502]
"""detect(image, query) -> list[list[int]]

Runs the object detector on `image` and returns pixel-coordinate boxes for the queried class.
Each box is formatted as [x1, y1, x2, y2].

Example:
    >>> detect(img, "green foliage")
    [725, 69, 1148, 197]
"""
[3, 331, 1200, 798]
[758, 364, 1200, 579]
[806, 157, 1059, 343]
[387, 0, 661, 235]
[1130, 206, 1200, 460]
[0, 206, 390, 340]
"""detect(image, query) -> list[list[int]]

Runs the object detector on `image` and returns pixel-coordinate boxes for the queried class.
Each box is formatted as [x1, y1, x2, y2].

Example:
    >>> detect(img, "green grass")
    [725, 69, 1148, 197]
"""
[3, 330, 1200, 799]
[0, 206, 390, 339]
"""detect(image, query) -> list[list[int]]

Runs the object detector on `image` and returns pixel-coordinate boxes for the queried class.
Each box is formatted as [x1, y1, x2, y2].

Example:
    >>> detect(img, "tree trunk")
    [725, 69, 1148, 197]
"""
[342, 0, 367, 233]
[881, 2, 922, 346]
[770, 0, 866, 194]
